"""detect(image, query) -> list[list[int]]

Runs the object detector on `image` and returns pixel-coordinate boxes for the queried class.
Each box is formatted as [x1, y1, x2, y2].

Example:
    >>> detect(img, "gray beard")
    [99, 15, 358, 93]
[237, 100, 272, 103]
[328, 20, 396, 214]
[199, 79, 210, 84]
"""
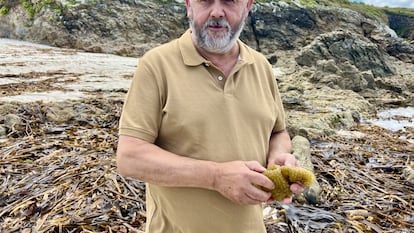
[190, 16, 245, 54]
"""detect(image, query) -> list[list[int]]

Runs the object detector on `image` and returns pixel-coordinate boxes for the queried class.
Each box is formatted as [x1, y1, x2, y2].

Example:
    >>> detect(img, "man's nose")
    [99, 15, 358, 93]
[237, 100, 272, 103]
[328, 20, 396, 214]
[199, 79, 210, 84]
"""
[209, 1, 225, 18]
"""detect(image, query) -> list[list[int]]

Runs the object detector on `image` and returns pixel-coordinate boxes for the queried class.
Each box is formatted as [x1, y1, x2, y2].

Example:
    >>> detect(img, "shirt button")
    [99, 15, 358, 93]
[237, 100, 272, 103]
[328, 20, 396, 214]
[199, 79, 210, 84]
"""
[204, 63, 210, 67]
[217, 76, 223, 81]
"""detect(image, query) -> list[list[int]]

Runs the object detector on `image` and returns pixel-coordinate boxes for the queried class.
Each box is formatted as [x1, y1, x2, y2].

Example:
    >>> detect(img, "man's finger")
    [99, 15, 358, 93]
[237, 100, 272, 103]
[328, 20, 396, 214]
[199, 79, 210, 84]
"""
[244, 161, 266, 172]
[290, 183, 304, 193]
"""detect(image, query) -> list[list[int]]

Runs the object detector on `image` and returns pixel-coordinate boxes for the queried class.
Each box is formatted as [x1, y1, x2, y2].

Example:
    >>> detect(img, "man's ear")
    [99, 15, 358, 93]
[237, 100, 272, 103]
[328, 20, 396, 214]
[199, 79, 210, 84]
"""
[185, 0, 192, 19]
[246, 0, 254, 12]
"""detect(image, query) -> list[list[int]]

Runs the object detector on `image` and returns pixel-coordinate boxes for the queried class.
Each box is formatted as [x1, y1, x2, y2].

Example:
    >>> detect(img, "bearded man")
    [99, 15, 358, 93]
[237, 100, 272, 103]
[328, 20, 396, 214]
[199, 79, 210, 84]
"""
[116, 0, 304, 232]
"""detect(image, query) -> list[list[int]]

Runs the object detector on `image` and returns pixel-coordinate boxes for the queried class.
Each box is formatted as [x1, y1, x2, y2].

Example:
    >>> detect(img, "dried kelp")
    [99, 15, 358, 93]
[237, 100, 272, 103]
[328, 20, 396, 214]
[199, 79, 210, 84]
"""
[264, 124, 413, 232]
[1, 99, 413, 233]
[300, 124, 413, 233]
[1, 99, 146, 232]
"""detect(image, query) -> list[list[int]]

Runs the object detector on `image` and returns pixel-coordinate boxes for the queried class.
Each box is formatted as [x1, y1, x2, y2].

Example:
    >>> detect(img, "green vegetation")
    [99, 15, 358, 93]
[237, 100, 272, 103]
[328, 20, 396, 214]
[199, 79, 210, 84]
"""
[395, 27, 409, 36]
[2, 0, 413, 21]
[0, 0, 8, 15]
[21, 0, 37, 19]
[12, 0, 62, 19]
[0, 0, 91, 18]
[339, 1, 389, 22]
[0, 6, 8, 15]
[383, 7, 414, 18]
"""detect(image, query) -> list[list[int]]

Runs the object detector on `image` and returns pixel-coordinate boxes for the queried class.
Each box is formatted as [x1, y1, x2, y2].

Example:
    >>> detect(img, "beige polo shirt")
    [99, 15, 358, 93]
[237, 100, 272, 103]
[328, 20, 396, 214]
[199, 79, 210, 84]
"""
[119, 30, 286, 233]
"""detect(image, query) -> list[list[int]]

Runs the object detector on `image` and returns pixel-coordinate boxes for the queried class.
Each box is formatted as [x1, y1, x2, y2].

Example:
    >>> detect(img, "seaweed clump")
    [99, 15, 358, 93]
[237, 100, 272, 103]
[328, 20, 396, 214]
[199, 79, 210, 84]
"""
[263, 165, 316, 201]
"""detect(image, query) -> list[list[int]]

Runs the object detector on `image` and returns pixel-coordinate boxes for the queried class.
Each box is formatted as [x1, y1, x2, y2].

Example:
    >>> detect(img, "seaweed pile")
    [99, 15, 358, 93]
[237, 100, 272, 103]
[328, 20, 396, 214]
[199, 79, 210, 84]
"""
[1, 98, 413, 232]
[264, 125, 413, 233]
[308, 124, 414, 232]
[1, 100, 146, 232]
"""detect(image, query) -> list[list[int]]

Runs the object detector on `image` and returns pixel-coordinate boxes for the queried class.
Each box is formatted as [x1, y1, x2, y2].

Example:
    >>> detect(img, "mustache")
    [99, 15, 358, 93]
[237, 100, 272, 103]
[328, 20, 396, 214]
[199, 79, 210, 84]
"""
[204, 18, 230, 28]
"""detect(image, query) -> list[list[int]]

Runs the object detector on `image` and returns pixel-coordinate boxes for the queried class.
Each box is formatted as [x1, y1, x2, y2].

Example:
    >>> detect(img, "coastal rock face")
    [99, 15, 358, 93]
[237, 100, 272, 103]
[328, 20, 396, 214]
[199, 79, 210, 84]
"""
[386, 12, 414, 40]
[0, 0, 188, 56]
[0, 0, 413, 58]
[295, 31, 395, 78]
[243, 2, 319, 53]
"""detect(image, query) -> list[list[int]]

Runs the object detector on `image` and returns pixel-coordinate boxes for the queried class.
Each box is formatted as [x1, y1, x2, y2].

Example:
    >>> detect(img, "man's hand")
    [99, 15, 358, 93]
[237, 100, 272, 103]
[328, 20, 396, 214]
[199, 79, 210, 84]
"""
[212, 160, 275, 205]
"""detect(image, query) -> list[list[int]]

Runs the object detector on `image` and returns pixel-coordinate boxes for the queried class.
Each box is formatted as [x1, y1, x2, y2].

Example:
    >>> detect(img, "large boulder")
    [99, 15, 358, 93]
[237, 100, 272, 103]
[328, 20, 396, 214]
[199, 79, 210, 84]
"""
[242, 1, 318, 53]
[295, 30, 395, 78]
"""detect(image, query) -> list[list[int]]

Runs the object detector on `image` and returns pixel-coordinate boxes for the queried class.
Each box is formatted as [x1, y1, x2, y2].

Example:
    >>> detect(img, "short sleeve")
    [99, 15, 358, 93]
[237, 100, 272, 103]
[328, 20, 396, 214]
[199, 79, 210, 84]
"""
[118, 57, 164, 143]
[272, 72, 287, 133]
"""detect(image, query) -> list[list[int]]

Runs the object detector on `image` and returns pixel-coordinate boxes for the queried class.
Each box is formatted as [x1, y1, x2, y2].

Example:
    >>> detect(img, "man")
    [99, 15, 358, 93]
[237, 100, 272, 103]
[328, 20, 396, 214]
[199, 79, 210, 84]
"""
[116, 0, 304, 232]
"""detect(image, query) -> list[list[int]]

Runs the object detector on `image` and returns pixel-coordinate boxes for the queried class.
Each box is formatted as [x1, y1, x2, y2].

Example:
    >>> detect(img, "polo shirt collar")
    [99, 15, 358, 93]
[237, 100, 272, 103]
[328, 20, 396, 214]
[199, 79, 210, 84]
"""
[179, 29, 255, 66]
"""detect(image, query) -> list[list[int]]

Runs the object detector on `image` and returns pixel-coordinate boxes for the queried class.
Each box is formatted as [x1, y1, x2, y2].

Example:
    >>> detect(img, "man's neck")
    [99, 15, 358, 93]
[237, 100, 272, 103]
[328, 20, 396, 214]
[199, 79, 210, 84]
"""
[196, 43, 240, 77]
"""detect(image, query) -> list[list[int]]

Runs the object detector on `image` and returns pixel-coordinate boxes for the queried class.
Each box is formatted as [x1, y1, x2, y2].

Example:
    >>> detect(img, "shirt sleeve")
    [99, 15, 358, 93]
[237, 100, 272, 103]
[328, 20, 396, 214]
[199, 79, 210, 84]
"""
[118, 56, 164, 143]
[272, 70, 287, 133]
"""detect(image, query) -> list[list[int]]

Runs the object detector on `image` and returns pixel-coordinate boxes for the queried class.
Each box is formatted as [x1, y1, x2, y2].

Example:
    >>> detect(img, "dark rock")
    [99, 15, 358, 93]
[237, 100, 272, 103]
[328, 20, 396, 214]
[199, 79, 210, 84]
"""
[385, 38, 414, 63]
[296, 30, 395, 78]
[386, 12, 414, 40]
[243, 2, 318, 53]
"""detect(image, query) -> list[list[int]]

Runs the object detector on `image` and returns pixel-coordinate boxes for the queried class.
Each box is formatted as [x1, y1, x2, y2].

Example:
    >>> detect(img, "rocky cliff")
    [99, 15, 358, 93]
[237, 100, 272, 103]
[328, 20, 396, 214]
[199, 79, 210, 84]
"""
[386, 11, 414, 40]
[0, 0, 413, 57]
